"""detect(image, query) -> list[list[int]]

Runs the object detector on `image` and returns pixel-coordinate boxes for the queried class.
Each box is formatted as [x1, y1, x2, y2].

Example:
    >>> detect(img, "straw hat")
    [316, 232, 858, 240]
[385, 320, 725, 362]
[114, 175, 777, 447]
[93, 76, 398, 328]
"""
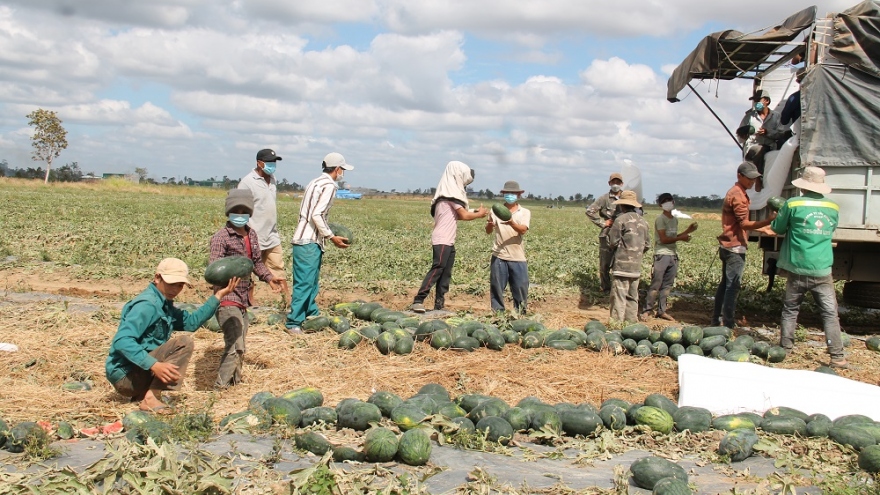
[792, 166, 831, 195]
[613, 190, 642, 208]
[500, 180, 524, 193]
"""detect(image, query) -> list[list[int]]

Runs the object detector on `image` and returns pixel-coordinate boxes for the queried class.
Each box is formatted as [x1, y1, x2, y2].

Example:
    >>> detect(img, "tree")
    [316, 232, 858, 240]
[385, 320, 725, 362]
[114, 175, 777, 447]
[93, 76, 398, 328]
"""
[27, 109, 68, 184]
[135, 167, 149, 183]
[54, 162, 82, 182]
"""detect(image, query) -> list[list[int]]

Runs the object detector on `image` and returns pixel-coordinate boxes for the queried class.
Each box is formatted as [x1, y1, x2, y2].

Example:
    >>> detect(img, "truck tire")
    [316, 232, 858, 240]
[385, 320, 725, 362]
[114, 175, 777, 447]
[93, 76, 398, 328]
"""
[842, 282, 880, 309]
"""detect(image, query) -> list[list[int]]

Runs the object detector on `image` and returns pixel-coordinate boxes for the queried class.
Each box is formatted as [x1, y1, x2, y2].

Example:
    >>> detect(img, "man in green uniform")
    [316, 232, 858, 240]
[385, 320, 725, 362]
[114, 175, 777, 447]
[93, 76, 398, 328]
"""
[586, 172, 623, 293]
[769, 166, 848, 368]
[608, 191, 651, 323]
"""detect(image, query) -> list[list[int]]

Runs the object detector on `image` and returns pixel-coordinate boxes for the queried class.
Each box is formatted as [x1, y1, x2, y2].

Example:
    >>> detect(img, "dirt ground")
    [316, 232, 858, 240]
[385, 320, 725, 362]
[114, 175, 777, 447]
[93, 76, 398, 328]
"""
[1, 266, 878, 428]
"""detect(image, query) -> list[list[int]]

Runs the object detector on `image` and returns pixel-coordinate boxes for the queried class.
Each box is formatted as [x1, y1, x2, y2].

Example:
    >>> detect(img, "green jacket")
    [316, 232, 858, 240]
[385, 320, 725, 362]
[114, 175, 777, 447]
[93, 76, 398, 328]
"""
[105, 283, 219, 385]
[770, 192, 839, 277]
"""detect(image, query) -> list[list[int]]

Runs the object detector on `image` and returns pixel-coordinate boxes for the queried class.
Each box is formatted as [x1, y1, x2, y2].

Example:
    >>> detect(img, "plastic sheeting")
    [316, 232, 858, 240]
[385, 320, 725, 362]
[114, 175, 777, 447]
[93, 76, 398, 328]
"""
[678, 354, 880, 420]
[747, 121, 799, 210]
[620, 161, 643, 204]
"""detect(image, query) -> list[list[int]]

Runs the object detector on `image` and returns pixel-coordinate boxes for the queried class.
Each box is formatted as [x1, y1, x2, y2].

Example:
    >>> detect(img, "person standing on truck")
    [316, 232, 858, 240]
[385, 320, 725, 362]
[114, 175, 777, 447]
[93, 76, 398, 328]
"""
[737, 90, 786, 187]
[586, 173, 624, 294]
[712, 162, 776, 329]
[768, 166, 849, 368]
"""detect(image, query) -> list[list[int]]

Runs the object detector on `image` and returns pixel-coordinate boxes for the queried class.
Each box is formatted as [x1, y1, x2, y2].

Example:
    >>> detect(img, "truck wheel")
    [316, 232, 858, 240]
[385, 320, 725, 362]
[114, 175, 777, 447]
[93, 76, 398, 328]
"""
[842, 282, 880, 309]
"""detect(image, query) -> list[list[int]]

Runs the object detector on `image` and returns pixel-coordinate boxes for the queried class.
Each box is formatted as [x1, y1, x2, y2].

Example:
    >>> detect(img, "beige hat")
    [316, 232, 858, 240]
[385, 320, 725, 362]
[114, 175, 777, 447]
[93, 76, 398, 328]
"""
[792, 166, 831, 195]
[613, 190, 642, 208]
[500, 180, 524, 193]
[608, 172, 623, 182]
[322, 152, 354, 170]
[156, 258, 192, 285]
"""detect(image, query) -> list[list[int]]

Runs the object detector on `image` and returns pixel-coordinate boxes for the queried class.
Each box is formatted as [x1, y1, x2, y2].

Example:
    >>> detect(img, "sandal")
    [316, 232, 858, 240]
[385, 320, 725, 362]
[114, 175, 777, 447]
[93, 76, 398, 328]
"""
[829, 360, 860, 371]
[139, 404, 175, 415]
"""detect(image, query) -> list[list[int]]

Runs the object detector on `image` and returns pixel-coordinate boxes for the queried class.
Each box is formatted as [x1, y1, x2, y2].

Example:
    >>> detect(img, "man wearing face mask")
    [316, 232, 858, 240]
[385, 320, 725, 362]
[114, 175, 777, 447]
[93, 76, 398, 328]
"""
[238, 149, 289, 306]
[209, 189, 283, 389]
[737, 90, 785, 186]
[586, 173, 624, 294]
[485, 180, 531, 313]
[286, 153, 353, 334]
[640, 193, 698, 322]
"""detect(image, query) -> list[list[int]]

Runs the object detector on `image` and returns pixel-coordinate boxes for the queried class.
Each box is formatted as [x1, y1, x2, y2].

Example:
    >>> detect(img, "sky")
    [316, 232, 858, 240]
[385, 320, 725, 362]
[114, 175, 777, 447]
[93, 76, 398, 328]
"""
[0, 0, 856, 199]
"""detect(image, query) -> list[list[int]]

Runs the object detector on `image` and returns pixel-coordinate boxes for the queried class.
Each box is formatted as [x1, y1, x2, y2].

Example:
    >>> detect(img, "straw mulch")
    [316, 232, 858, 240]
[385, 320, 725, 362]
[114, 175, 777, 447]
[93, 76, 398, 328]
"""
[1, 298, 877, 427]
[0, 300, 677, 426]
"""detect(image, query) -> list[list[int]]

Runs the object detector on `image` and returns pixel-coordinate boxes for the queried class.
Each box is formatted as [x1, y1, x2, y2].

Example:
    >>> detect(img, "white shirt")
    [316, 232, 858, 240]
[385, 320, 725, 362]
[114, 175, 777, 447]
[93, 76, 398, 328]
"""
[238, 169, 279, 250]
[292, 173, 337, 250]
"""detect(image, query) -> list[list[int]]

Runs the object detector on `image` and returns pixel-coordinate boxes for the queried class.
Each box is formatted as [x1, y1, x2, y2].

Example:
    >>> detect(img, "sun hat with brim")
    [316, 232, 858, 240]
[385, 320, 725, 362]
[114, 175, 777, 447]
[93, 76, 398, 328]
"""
[156, 258, 192, 286]
[323, 152, 353, 170]
[792, 166, 832, 195]
[500, 180, 524, 193]
[225, 189, 254, 216]
[613, 190, 642, 208]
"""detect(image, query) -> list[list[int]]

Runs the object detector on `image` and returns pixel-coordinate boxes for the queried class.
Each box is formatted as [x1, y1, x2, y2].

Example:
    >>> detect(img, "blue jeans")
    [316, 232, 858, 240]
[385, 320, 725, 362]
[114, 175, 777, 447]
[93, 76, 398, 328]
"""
[780, 273, 844, 359]
[286, 243, 323, 328]
[490, 256, 529, 312]
[712, 248, 745, 328]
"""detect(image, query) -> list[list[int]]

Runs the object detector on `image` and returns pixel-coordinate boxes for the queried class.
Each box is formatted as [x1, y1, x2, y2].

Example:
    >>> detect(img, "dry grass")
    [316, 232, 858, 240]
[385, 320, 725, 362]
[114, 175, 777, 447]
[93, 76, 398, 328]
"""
[0, 297, 877, 427]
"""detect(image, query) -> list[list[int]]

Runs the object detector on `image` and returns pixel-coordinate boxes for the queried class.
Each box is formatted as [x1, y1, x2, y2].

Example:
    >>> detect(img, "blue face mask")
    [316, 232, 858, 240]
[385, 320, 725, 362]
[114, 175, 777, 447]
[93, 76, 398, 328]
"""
[755, 102, 765, 112]
[503, 193, 518, 204]
[262, 162, 276, 175]
[229, 213, 250, 228]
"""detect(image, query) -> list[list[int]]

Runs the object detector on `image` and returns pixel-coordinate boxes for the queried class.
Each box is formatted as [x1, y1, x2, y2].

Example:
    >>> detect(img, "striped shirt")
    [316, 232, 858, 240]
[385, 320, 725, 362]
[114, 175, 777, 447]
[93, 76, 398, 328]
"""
[292, 173, 338, 250]
[209, 224, 274, 307]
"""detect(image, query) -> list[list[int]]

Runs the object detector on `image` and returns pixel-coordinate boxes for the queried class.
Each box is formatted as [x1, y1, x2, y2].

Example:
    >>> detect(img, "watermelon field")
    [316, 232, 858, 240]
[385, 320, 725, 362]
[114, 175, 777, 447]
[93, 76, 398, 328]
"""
[1, 177, 880, 493]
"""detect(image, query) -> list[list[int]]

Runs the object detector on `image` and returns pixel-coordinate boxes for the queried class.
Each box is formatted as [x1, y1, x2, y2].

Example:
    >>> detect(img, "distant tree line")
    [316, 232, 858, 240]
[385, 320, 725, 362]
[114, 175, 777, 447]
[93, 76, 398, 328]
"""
[0, 159, 86, 182]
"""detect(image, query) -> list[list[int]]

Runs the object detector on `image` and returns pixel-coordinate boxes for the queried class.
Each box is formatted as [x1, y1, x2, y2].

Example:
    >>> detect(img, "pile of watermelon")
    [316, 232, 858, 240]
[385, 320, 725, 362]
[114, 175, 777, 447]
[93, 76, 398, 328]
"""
[209, 383, 880, 473]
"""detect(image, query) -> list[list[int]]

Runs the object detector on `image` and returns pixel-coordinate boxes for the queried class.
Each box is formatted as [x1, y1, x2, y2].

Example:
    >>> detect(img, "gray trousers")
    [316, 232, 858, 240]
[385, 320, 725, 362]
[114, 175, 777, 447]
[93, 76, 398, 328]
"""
[216, 306, 248, 388]
[610, 276, 640, 323]
[643, 255, 678, 316]
[780, 273, 844, 360]
[599, 236, 613, 292]
[112, 334, 194, 399]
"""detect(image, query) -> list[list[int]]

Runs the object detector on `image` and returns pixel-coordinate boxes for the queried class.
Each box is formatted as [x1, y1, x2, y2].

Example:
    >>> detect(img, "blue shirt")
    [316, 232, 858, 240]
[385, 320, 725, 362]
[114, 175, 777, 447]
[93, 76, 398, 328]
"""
[105, 283, 219, 384]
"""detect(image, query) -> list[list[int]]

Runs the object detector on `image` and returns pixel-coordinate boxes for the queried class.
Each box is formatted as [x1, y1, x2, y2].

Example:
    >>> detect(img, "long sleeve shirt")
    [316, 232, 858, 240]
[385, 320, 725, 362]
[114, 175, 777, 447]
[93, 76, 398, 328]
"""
[608, 211, 650, 278]
[105, 284, 219, 384]
[292, 173, 338, 250]
[585, 191, 619, 238]
[238, 170, 280, 251]
[770, 192, 839, 277]
[718, 183, 751, 251]
[209, 224, 274, 307]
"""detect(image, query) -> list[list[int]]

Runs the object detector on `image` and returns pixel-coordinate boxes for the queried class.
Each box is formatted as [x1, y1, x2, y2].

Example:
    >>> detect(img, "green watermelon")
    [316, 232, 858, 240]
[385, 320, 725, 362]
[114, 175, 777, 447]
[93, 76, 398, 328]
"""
[491, 203, 512, 221]
[393, 335, 415, 355]
[767, 196, 786, 211]
[712, 415, 756, 431]
[702, 326, 732, 339]
[430, 330, 453, 349]
[367, 391, 403, 417]
[332, 446, 365, 462]
[652, 477, 693, 495]
[452, 336, 480, 351]
[699, 335, 727, 352]
[204, 256, 254, 285]
[766, 346, 787, 363]
[761, 416, 807, 435]
[599, 405, 627, 430]
[475, 416, 514, 444]
[867, 337, 880, 352]
[644, 394, 678, 416]
[633, 406, 674, 434]
[336, 401, 382, 431]
[651, 341, 669, 356]
[673, 406, 712, 433]
[396, 428, 432, 466]
[630, 456, 688, 490]
[668, 344, 686, 361]
[559, 408, 603, 436]
[660, 326, 683, 345]
[338, 330, 363, 349]
[751, 341, 771, 358]
[6, 422, 49, 454]
[264, 398, 302, 426]
[829, 425, 877, 450]
[858, 445, 880, 472]
[452, 417, 476, 433]
[295, 431, 333, 455]
[622, 323, 651, 341]
[300, 407, 338, 427]
[503, 407, 531, 432]
[329, 315, 351, 333]
[584, 320, 607, 333]
[685, 345, 704, 356]
[719, 428, 759, 462]
[363, 427, 399, 462]
[56, 422, 75, 440]
[806, 415, 833, 437]
[682, 326, 703, 346]
[328, 223, 354, 246]
[303, 315, 331, 333]
[634, 344, 652, 357]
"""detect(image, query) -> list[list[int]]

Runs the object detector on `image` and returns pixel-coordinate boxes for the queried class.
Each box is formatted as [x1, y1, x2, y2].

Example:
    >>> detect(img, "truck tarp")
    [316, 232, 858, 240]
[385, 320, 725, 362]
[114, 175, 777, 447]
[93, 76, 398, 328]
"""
[666, 6, 817, 102]
[800, 64, 880, 167]
[829, 0, 880, 78]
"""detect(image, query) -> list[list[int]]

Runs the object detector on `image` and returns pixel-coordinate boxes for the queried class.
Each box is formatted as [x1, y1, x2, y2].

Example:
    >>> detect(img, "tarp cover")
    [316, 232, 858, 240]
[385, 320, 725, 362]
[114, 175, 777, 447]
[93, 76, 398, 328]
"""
[800, 64, 880, 167]
[667, 6, 817, 101]
[830, 0, 880, 78]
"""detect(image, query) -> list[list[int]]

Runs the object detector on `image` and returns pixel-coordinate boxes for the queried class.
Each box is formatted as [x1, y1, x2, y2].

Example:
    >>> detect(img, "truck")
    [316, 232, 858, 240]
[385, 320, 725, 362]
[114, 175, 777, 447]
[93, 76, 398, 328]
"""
[666, 0, 880, 307]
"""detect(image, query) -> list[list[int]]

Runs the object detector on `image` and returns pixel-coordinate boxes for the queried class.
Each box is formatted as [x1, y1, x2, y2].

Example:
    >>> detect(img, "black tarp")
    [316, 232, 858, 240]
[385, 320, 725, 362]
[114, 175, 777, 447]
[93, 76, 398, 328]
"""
[667, 6, 817, 102]
[800, 64, 880, 167]
[829, 0, 880, 78]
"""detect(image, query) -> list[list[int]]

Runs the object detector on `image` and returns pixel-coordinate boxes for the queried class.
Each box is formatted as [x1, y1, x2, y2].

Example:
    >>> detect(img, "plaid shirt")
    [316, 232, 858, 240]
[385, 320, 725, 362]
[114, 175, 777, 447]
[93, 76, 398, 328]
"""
[209, 224, 274, 307]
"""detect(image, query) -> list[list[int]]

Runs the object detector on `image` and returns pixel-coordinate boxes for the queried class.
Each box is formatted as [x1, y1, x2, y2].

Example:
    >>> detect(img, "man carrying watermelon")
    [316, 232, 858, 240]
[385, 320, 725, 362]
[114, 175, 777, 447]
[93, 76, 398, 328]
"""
[766, 166, 848, 368]
[485, 180, 531, 313]
[410, 161, 488, 313]
[238, 148, 290, 306]
[585, 172, 624, 294]
[209, 189, 283, 389]
[105, 259, 238, 413]
[286, 152, 353, 334]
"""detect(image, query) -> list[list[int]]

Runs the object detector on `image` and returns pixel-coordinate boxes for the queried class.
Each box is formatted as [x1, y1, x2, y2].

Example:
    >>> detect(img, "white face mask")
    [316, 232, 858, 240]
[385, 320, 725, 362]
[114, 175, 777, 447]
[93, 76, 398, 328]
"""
[610, 184, 622, 193]
[661, 202, 674, 212]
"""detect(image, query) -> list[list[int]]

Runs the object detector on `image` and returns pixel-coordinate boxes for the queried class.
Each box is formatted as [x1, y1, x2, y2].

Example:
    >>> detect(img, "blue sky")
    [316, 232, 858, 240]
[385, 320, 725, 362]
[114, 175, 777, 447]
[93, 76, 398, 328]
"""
[0, 0, 855, 199]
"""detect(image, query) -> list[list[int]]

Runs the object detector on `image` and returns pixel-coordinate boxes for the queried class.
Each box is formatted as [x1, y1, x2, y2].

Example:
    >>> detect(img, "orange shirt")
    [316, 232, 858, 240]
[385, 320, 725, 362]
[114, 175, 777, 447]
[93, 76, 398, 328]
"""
[718, 183, 750, 249]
